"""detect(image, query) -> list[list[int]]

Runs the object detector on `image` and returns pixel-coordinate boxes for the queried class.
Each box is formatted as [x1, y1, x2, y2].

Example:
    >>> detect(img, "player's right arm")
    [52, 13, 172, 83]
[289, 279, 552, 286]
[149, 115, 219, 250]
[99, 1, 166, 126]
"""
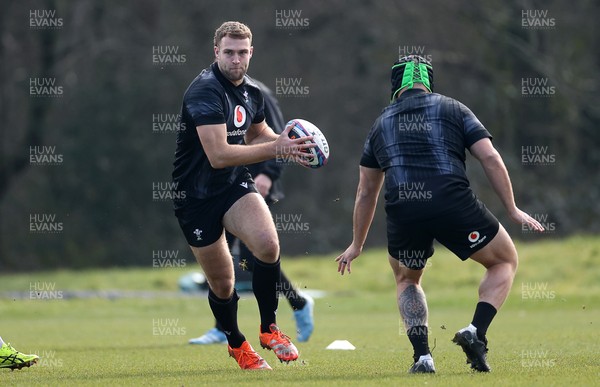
[469, 138, 544, 232]
[187, 76, 313, 169]
[197, 123, 313, 169]
[335, 166, 384, 275]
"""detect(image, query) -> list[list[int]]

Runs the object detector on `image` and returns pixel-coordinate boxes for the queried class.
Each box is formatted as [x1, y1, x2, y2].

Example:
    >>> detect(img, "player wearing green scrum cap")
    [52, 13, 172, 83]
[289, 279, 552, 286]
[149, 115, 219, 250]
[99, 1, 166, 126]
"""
[336, 54, 543, 374]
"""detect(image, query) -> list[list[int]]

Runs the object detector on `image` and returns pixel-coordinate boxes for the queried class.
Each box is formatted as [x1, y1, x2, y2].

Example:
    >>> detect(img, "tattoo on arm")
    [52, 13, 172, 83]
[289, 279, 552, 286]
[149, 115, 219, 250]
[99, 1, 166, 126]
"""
[399, 284, 428, 329]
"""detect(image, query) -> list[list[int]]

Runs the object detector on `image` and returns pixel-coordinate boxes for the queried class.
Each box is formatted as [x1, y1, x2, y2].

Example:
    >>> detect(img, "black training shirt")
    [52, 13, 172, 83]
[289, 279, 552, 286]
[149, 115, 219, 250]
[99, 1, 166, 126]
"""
[360, 89, 491, 204]
[172, 63, 265, 200]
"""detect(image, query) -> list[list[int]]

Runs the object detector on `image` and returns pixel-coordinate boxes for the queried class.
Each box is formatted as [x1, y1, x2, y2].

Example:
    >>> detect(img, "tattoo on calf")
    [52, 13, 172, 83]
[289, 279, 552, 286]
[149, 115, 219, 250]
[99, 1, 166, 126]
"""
[399, 284, 428, 329]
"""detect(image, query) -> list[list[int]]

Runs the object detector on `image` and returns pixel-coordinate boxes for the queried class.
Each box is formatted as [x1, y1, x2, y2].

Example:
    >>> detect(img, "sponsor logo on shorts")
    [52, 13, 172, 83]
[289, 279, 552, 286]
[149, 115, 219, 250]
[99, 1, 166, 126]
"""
[468, 231, 487, 248]
[468, 231, 480, 243]
[233, 105, 246, 128]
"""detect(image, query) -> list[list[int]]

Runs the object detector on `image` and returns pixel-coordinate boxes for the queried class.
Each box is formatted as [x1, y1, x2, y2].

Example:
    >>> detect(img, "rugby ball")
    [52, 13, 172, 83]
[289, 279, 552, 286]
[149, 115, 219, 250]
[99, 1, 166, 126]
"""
[287, 119, 330, 168]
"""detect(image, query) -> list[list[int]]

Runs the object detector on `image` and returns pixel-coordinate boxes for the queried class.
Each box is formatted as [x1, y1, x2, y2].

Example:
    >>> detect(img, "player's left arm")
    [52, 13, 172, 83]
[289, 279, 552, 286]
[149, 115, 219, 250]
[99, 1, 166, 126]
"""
[336, 166, 384, 274]
[470, 138, 544, 232]
[244, 119, 279, 145]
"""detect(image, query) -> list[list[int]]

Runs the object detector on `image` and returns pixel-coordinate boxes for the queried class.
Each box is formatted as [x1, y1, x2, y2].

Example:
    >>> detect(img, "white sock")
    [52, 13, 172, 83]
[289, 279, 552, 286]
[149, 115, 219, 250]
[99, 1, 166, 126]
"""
[418, 353, 433, 362]
[459, 324, 477, 334]
[0, 337, 4, 346]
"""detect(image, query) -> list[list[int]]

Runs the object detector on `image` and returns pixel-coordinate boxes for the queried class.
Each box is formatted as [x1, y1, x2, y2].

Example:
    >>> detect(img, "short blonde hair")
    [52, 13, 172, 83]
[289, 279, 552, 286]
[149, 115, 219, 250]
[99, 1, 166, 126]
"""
[214, 21, 252, 47]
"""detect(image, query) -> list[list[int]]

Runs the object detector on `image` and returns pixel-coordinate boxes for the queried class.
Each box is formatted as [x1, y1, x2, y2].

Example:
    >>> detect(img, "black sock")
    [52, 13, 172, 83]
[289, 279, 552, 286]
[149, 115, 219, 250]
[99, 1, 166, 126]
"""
[471, 301, 497, 342]
[215, 320, 223, 331]
[253, 258, 281, 333]
[407, 326, 430, 362]
[208, 288, 245, 348]
[279, 271, 307, 311]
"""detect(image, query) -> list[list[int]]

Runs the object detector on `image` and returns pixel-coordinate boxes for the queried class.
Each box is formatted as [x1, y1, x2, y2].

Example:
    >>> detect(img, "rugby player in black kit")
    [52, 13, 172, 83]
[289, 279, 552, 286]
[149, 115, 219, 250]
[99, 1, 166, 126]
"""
[188, 80, 315, 346]
[336, 55, 544, 373]
[172, 21, 314, 370]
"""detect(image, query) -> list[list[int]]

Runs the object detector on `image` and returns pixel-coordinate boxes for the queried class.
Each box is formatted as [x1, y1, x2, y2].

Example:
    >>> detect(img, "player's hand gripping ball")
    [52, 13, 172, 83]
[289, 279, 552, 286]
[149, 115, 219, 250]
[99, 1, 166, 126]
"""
[287, 119, 330, 168]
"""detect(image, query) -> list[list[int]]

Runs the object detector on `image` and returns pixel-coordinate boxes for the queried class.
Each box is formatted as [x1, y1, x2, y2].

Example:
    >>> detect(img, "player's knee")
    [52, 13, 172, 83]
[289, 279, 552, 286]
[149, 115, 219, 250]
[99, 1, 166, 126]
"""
[506, 248, 518, 274]
[209, 278, 235, 299]
[254, 242, 280, 264]
[249, 235, 280, 264]
[389, 255, 423, 285]
[396, 267, 423, 286]
[497, 234, 518, 273]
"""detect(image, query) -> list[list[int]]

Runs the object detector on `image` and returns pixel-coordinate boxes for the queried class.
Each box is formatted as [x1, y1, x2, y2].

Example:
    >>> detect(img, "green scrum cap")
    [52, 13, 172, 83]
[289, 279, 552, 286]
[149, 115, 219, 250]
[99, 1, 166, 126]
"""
[390, 55, 433, 101]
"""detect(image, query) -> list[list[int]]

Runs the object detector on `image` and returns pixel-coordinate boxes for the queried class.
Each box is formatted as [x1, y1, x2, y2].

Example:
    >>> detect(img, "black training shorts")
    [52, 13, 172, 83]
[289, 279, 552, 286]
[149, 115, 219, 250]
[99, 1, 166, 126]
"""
[174, 172, 258, 247]
[386, 174, 499, 270]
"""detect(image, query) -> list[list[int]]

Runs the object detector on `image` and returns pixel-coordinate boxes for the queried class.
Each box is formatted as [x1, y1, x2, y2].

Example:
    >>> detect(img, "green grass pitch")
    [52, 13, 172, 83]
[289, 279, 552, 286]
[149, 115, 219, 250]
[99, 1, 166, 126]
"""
[1, 235, 599, 386]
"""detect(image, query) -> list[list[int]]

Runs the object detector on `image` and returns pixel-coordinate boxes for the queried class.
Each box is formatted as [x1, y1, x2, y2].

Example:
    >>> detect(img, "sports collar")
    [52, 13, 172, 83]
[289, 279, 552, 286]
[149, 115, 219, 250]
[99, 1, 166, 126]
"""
[395, 88, 428, 100]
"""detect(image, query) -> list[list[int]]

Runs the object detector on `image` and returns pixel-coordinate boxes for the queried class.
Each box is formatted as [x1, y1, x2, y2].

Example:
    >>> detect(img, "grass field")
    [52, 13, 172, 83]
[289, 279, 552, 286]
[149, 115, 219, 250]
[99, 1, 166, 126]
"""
[1, 235, 599, 386]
